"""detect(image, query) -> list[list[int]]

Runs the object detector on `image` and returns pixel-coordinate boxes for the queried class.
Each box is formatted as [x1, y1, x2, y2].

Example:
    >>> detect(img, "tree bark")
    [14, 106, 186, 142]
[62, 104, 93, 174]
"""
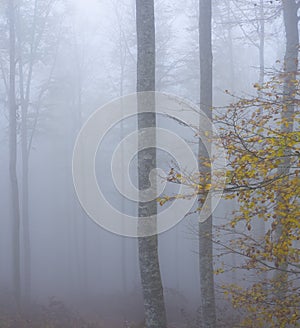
[8, 0, 21, 312]
[136, 1, 167, 327]
[198, 0, 216, 327]
[274, 0, 299, 298]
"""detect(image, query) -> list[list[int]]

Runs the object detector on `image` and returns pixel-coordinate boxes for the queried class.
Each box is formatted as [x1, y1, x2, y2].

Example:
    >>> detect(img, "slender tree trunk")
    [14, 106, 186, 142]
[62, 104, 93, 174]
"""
[69, 54, 88, 300]
[136, 1, 167, 327]
[198, 0, 216, 327]
[15, 0, 40, 305]
[20, 72, 31, 307]
[258, 0, 265, 88]
[8, 0, 21, 312]
[225, 1, 238, 284]
[254, 0, 267, 285]
[74, 54, 88, 301]
[119, 54, 128, 320]
[227, 0, 235, 93]
[16, 4, 31, 305]
[274, 0, 299, 298]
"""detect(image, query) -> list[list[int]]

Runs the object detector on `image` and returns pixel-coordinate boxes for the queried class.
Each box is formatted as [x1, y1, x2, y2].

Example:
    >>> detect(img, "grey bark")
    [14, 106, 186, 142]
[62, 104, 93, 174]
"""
[136, 1, 167, 327]
[198, 0, 216, 327]
[8, 0, 21, 312]
[274, 0, 299, 297]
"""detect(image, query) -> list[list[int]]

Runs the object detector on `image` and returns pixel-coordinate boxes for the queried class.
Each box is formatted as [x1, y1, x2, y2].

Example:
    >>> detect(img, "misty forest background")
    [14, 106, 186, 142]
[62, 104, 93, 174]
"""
[0, 0, 299, 327]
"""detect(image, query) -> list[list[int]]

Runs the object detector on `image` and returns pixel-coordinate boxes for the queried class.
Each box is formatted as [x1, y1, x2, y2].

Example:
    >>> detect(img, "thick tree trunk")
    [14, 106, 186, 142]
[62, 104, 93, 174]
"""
[198, 0, 216, 327]
[8, 0, 21, 312]
[274, 0, 299, 298]
[136, 1, 167, 327]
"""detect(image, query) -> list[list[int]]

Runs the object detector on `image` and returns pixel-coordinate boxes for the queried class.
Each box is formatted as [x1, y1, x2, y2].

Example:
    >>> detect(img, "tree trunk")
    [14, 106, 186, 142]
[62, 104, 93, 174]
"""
[136, 1, 167, 327]
[16, 4, 31, 305]
[252, 0, 267, 285]
[258, 0, 265, 88]
[8, 0, 21, 312]
[198, 0, 216, 327]
[274, 0, 299, 298]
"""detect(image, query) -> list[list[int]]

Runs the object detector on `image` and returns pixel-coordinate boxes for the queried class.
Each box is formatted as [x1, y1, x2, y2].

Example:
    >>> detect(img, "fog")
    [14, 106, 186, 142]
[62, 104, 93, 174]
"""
[0, 0, 298, 327]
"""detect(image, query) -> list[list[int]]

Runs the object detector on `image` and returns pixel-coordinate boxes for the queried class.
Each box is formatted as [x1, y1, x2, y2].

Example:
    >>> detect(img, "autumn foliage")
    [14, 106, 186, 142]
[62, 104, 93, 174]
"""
[216, 73, 300, 327]
[161, 71, 300, 326]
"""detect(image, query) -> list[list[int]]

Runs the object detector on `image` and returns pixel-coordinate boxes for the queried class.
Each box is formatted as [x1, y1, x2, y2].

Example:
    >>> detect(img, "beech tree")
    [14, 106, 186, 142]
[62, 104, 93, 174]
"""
[163, 1, 299, 326]
[216, 76, 299, 328]
[198, 0, 216, 327]
[214, 1, 299, 325]
[8, 0, 21, 311]
[136, 0, 167, 327]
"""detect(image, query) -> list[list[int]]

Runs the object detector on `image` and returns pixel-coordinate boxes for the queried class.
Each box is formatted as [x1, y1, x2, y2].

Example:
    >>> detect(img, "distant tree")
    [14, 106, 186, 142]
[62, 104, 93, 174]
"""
[15, 0, 61, 304]
[1, 0, 66, 306]
[8, 0, 21, 311]
[212, 0, 281, 101]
